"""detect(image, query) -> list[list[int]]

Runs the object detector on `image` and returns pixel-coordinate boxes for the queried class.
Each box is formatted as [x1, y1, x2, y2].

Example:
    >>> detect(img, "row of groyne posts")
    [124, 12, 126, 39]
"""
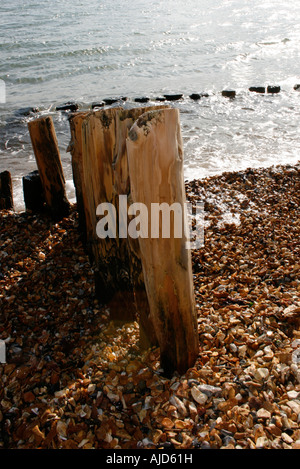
[0, 105, 200, 377]
[1, 83, 299, 375]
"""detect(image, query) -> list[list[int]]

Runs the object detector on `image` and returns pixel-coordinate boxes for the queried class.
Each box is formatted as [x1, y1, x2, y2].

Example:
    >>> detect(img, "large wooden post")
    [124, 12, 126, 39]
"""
[28, 116, 70, 221]
[80, 107, 136, 320]
[68, 107, 163, 345]
[113, 106, 168, 348]
[126, 108, 199, 376]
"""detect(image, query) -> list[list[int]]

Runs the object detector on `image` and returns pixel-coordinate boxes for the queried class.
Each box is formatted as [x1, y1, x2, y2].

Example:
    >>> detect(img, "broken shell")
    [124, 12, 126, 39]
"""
[191, 387, 208, 405]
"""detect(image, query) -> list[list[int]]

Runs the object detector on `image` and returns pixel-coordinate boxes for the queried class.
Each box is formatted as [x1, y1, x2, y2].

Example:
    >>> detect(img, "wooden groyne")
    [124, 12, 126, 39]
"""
[1, 105, 200, 376]
[2, 81, 298, 372]
[67, 105, 199, 375]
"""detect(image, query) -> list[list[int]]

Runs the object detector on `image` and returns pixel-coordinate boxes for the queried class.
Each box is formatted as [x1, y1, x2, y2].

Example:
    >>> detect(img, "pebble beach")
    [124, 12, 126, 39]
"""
[0, 162, 299, 449]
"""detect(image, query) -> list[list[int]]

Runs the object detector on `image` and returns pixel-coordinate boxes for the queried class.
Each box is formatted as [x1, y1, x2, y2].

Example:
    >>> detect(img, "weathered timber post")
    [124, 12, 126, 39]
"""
[126, 108, 199, 376]
[68, 106, 165, 347]
[22, 170, 45, 213]
[0, 171, 14, 210]
[68, 112, 90, 243]
[28, 116, 70, 221]
[80, 107, 136, 321]
[114, 106, 168, 348]
[114, 106, 168, 195]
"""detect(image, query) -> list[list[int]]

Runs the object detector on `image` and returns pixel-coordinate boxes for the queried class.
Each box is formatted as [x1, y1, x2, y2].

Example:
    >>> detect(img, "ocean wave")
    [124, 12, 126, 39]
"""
[0, 45, 115, 73]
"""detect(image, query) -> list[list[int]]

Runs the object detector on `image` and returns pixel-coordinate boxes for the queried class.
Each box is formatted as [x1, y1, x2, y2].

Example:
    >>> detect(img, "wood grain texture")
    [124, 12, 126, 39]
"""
[114, 106, 168, 347]
[68, 111, 90, 243]
[80, 108, 136, 319]
[126, 108, 199, 375]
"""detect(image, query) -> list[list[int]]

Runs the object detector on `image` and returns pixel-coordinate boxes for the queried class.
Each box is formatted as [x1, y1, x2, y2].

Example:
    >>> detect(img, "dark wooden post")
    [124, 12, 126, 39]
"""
[28, 116, 70, 221]
[22, 170, 45, 212]
[126, 108, 199, 376]
[0, 171, 14, 210]
[68, 112, 90, 243]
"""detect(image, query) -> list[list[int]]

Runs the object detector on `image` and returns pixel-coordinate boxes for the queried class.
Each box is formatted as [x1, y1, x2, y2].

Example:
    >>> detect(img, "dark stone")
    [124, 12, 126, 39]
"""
[189, 93, 209, 100]
[103, 98, 119, 105]
[22, 170, 45, 212]
[56, 102, 79, 112]
[267, 85, 280, 94]
[155, 97, 166, 102]
[249, 86, 265, 93]
[222, 90, 236, 98]
[0, 170, 14, 210]
[134, 97, 150, 103]
[91, 101, 105, 109]
[293, 84, 300, 91]
[163, 94, 183, 101]
[189, 93, 201, 100]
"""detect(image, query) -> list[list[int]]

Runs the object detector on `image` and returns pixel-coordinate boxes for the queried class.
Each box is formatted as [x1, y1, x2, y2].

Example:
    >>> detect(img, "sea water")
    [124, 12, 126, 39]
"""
[1, 0, 300, 210]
